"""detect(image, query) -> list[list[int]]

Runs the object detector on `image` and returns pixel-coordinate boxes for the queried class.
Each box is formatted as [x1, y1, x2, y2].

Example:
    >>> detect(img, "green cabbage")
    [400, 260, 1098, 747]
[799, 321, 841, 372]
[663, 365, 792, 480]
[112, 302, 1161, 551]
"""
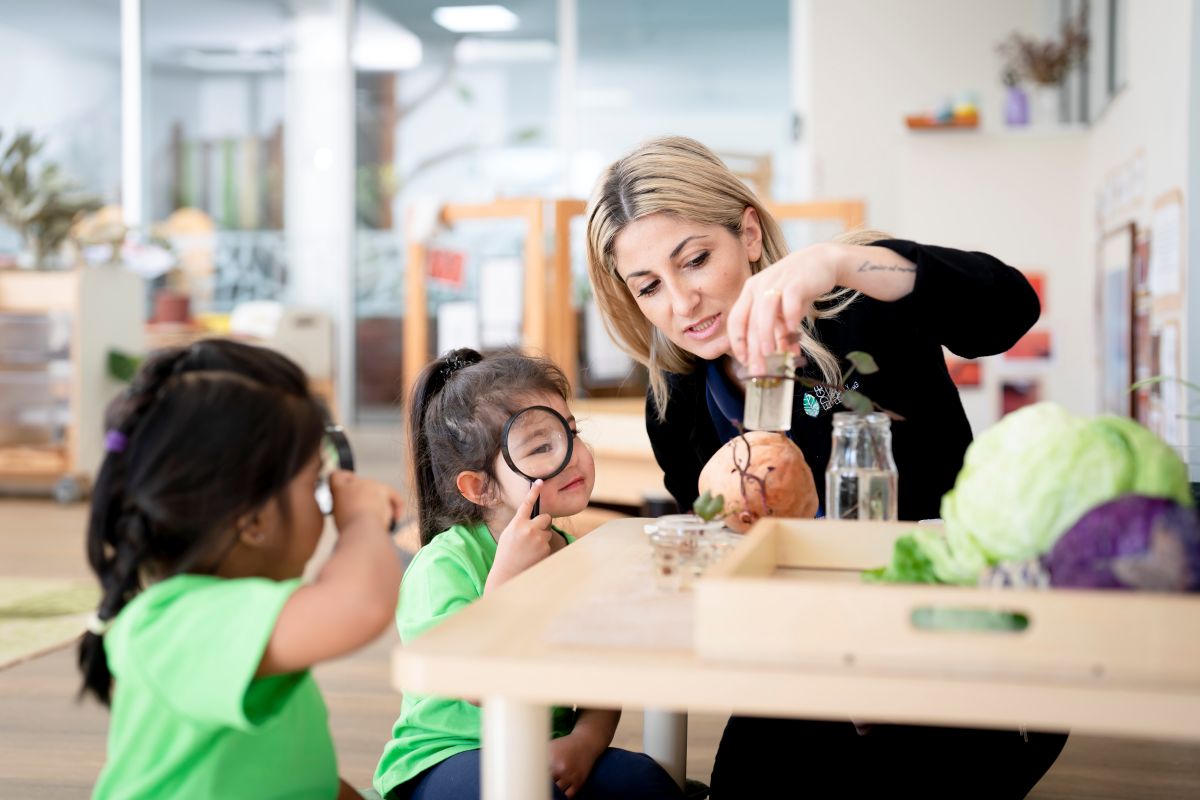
[880, 403, 1193, 585]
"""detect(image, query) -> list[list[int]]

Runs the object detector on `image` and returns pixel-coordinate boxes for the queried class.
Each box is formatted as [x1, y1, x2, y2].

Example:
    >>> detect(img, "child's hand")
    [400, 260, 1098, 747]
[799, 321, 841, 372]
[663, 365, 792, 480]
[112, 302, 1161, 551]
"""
[548, 730, 605, 798]
[486, 480, 555, 592]
[330, 471, 402, 535]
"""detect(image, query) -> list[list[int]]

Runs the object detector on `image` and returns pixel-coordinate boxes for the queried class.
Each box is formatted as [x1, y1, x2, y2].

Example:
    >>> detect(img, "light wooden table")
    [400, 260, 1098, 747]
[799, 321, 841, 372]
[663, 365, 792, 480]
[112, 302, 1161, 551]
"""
[391, 519, 1200, 799]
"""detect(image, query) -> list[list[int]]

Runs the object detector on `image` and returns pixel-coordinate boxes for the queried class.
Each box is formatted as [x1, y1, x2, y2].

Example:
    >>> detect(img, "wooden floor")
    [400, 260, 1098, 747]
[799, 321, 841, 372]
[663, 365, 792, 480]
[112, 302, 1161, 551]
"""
[2, 425, 1200, 798]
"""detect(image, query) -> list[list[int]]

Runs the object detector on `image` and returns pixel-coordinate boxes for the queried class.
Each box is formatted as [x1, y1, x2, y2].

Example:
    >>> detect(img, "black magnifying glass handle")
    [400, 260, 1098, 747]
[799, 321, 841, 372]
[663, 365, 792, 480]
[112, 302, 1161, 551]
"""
[325, 424, 396, 534]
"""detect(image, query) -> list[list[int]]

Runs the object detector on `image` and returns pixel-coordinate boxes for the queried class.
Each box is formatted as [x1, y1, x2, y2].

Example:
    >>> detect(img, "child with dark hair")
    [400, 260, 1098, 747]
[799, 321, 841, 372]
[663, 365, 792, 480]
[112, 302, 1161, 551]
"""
[374, 348, 681, 800]
[78, 339, 403, 799]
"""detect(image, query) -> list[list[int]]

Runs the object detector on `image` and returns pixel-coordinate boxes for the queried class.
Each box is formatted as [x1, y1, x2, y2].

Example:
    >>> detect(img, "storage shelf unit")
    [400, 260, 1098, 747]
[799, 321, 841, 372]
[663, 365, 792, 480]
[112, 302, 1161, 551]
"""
[0, 268, 144, 501]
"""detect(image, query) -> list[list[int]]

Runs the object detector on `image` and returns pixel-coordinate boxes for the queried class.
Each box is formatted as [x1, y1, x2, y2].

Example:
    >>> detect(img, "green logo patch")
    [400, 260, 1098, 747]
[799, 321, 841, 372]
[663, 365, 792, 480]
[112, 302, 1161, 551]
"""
[803, 394, 820, 417]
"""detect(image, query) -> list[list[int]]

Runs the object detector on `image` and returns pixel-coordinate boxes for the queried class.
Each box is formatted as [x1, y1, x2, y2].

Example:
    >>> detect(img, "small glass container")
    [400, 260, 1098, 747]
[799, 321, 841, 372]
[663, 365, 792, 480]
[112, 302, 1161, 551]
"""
[744, 351, 796, 432]
[825, 412, 899, 520]
[644, 514, 725, 591]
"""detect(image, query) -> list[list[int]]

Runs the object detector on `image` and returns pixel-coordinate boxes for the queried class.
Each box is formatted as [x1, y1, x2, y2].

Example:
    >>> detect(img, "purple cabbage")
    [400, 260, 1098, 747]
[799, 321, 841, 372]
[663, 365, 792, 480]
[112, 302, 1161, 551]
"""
[1044, 495, 1200, 591]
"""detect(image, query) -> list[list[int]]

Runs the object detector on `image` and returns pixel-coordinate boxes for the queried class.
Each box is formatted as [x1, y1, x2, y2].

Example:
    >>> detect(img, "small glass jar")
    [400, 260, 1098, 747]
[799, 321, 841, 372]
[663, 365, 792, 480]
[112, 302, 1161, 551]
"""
[744, 351, 795, 431]
[825, 412, 899, 520]
[644, 513, 726, 591]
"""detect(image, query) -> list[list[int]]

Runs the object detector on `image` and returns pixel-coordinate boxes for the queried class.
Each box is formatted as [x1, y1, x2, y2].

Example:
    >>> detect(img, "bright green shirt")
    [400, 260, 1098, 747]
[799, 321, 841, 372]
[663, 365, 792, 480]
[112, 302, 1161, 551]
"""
[374, 521, 576, 795]
[94, 574, 338, 800]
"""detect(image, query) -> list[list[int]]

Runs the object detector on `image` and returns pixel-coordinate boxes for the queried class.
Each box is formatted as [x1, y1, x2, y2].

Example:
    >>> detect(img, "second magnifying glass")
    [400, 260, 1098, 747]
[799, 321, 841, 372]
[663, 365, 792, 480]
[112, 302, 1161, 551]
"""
[500, 405, 574, 519]
[320, 423, 398, 534]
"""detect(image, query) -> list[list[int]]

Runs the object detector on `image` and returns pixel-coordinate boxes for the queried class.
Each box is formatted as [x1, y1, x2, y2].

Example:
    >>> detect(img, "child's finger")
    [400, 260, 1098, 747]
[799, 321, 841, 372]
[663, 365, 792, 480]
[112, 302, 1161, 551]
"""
[530, 513, 552, 533]
[516, 479, 544, 516]
[329, 469, 355, 489]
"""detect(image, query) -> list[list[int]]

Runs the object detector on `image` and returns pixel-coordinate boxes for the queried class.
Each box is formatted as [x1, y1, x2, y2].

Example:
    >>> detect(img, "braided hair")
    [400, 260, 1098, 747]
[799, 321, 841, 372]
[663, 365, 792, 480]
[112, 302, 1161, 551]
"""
[78, 340, 326, 706]
[408, 348, 570, 546]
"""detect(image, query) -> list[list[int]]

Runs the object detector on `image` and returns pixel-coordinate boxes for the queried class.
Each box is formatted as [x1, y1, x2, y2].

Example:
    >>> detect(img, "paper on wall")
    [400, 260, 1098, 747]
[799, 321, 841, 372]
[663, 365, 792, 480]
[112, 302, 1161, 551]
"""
[1148, 201, 1182, 297]
[436, 301, 480, 355]
[479, 257, 523, 348]
[585, 300, 632, 381]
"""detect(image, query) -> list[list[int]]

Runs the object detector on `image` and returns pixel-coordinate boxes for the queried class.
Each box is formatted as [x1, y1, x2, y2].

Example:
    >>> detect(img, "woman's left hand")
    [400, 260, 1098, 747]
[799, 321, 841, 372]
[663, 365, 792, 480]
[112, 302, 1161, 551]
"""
[727, 243, 840, 376]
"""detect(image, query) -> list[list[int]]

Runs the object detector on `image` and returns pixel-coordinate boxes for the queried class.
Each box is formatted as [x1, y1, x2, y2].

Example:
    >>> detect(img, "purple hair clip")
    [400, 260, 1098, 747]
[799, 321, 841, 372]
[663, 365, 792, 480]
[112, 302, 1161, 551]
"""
[104, 430, 128, 454]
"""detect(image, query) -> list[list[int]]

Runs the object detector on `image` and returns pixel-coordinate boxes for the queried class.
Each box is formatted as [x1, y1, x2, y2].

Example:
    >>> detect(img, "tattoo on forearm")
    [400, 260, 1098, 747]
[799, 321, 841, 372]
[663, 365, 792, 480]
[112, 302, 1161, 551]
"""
[857, 260, 916, 274]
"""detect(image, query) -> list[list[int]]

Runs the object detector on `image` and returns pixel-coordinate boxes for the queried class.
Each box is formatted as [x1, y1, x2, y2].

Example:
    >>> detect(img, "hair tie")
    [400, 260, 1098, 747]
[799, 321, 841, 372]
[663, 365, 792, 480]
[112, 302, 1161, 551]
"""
[104, 430, 128, 453]
[85, 612, 112, 636]
[438, 353, 477, 381]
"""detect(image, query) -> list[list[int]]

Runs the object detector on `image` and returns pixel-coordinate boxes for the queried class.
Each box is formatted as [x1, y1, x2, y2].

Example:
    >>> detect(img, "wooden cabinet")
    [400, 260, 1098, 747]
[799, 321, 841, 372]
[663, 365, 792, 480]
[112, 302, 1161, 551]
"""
[0, 268, 144, 501]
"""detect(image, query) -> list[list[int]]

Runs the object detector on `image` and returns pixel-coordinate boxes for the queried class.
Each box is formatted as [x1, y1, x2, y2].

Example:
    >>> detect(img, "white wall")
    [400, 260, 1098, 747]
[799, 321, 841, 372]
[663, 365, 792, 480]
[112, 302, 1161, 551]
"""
[0, 25, 121, 205]
[809, 0, 1043, 230]
[807, 0, 1084, 434]
[893, 130, 1091, 428]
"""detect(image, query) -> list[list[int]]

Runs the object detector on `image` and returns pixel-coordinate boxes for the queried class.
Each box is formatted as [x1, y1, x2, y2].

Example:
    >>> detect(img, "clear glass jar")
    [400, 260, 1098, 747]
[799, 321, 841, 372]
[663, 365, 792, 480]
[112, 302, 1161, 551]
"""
[644, 514, 726, 591]
[825, 412, 899, 520]
[744, 351, 795, 431]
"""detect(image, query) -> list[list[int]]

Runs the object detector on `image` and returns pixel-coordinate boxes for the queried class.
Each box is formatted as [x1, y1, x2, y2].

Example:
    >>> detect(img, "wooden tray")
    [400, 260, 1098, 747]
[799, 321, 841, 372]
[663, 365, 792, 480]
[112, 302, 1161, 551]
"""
[695, 518, 1200, 688]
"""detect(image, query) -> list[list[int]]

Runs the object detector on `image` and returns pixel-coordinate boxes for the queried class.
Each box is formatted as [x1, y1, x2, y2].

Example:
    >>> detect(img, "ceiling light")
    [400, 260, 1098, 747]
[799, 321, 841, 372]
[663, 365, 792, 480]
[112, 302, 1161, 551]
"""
[433, 5, 518, 33]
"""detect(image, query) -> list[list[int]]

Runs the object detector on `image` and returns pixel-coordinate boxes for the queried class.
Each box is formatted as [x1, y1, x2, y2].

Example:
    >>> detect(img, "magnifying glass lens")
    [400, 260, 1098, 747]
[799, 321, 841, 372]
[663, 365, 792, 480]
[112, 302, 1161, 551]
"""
[501, 406, 575, 519]
[507, 409, 571, 480]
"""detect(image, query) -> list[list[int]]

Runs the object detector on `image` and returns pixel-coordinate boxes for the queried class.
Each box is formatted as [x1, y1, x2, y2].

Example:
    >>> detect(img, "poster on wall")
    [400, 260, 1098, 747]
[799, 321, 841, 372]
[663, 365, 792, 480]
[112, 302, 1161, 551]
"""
[945, 354, 982, 388]
[1004, 330, 1053, 361]
[1097, 222, 1136, 416]
[1159, 321, 1181, 445]
[1148, 190, 1184, 301]
[1001, 379, 1041, 417]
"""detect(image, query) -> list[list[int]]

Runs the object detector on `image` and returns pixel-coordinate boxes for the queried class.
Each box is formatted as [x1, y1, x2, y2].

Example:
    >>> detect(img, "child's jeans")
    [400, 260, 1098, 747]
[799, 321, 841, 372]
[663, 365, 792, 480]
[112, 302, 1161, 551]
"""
[389, 746, 683, 800]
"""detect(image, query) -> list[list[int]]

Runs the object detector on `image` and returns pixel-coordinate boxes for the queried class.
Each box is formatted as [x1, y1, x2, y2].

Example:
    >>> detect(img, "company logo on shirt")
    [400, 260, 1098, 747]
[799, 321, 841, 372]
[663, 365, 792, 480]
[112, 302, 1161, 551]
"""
[811, 381, 860, 412]
[802, 394, 820, 417]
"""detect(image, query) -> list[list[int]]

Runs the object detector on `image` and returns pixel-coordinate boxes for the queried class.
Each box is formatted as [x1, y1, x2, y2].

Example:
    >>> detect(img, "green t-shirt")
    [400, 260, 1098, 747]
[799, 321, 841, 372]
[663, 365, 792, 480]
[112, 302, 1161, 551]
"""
[94, 574, 338, 800]
[374, 521, 576, 795]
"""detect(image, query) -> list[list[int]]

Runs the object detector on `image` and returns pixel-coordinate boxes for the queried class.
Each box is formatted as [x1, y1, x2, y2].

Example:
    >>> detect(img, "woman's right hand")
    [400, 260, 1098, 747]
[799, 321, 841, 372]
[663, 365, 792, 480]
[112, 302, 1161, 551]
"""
[330, 470, 402, 535]
[487, 480, 555, 592]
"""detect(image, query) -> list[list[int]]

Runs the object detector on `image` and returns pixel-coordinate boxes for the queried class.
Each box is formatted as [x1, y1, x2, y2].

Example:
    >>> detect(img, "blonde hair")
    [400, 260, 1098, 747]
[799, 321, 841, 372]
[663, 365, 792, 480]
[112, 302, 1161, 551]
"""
[585, 135, 883, 420]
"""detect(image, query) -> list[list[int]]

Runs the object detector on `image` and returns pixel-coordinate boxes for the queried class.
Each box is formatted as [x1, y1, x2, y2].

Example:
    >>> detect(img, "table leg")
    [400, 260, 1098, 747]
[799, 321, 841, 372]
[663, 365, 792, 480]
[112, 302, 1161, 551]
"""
[643, 708, 687, 789]
[482, 696, 550, 800]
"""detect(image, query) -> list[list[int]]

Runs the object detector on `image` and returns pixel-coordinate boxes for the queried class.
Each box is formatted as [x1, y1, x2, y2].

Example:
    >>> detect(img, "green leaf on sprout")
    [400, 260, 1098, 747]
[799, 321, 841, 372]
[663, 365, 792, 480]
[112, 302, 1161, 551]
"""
[692, 490, 725, 522]
[846, 351, 879, 374]
[841, 390, 873, 414]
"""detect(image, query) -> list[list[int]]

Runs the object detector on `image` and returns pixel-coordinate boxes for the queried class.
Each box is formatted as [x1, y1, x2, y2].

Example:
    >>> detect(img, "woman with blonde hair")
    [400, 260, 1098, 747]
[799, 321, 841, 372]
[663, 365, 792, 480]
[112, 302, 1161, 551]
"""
[585, 135, 1066, 798]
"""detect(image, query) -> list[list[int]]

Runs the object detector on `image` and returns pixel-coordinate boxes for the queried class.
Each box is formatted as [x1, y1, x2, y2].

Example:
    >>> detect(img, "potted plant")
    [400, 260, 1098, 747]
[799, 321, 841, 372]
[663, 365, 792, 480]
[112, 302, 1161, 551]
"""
[996, 12, 1089, 126]
[0, 129, 101, 269]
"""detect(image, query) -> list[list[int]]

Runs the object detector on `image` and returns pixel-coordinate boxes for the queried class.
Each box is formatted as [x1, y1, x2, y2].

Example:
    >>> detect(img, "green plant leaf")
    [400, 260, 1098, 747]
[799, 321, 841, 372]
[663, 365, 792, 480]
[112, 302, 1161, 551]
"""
[1131, 375, 1200, 394]
[841, 390, 873, 414]
[107, 350, 143, 383]
[797, 376, 819, 388]
[846, 351, 879, 375]
[692, 490, 725, 522]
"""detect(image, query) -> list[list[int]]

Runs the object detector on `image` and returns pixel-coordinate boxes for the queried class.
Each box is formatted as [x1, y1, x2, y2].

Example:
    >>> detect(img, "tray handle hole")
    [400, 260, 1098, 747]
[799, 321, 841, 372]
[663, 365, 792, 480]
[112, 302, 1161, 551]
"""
[910, 606, 1030, 634]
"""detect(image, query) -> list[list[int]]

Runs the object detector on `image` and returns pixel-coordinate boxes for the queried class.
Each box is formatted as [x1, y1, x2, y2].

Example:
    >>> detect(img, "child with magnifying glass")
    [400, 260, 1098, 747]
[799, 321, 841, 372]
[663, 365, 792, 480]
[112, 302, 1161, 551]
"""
[375, 348, 681, 800]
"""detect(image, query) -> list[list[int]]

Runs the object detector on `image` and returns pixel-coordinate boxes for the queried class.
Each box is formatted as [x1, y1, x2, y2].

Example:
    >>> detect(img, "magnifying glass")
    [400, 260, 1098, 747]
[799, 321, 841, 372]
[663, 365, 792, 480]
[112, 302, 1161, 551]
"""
[500, 405, 574, 519]
[317, 423, 398, 533]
